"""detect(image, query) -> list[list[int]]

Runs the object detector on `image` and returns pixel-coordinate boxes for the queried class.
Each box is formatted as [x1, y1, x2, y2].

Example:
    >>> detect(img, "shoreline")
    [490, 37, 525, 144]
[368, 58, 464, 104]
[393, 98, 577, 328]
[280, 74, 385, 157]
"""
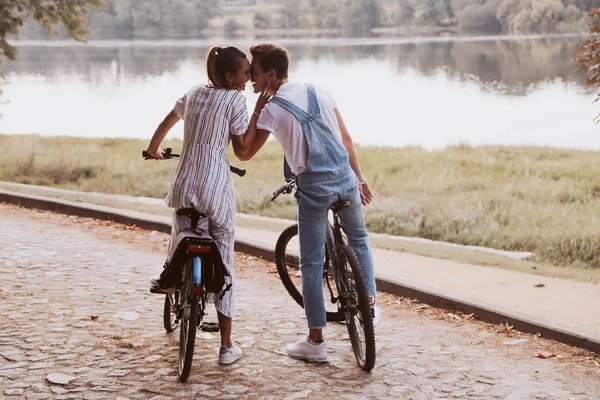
[8, 32, 587, 49]
[1, 133, 600, 153]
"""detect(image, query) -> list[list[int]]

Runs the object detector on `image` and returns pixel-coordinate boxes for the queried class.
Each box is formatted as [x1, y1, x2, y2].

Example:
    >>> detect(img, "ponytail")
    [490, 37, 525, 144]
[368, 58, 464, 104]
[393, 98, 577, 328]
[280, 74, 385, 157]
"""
[205, 46, 247, 89]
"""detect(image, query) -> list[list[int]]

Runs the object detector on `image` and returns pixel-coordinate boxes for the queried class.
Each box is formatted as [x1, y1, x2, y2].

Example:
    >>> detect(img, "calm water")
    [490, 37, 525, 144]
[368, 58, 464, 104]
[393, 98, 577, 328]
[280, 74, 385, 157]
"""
[2, 35, 599, 150]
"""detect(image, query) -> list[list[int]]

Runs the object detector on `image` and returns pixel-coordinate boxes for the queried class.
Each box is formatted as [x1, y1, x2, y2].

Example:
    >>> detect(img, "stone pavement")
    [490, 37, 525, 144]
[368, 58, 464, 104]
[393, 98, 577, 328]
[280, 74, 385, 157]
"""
[235, 227, 600, 337]
[2, 184, 599, 344]
[1, 204, 599, 400]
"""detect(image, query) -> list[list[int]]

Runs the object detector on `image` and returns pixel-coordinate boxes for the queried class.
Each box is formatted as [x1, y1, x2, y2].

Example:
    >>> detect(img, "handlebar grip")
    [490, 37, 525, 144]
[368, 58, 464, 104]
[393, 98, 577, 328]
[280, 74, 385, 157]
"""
[274, 183, 289, 197]
[230, 165, 246, 177]
[142, 149, 180, 160]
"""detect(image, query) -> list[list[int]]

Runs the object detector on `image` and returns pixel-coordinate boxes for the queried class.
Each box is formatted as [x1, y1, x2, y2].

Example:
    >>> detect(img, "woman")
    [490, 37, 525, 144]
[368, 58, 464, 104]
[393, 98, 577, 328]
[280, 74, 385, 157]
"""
[144, 45, 270, 365]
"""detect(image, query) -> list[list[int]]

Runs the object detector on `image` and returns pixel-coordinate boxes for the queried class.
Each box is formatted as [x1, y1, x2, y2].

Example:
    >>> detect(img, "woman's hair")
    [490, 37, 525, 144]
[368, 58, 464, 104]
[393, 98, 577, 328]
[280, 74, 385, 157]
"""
[249, 43, 289, 79]
[206, 46, 247, 89]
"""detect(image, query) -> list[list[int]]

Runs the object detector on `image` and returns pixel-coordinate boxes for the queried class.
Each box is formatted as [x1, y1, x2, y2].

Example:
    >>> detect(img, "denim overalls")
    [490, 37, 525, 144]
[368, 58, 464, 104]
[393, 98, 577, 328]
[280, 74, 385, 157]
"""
[271, 84, 376, 329]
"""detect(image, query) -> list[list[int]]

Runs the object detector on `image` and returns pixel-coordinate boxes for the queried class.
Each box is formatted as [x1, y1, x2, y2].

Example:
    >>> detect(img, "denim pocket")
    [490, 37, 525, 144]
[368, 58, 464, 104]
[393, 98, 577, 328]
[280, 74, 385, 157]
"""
[298, 183, 335, 198]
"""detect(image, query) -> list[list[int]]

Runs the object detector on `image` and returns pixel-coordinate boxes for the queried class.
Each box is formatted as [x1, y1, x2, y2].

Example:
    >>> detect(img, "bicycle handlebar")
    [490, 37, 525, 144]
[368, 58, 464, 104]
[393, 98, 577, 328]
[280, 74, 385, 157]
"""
[229, 165, 246, 177]
[271, 178, 296, 201]
[142, 148, 180, 160]
[142, 148, 246, 177]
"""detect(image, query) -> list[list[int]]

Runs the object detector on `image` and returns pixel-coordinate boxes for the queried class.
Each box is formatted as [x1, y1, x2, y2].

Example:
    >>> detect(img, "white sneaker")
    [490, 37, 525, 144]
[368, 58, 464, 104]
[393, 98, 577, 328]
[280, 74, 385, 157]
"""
[218, 343, 242, 365]
[372, 305, 382, 328]
[286, 335, 327, 363]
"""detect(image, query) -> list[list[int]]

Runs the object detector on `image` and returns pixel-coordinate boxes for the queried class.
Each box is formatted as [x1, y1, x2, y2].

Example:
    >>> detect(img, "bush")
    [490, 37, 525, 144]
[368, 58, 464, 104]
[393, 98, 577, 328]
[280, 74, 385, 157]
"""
[458, 5, 503, 34]
[253, 12, 271, 29]
[224, 18, 243, 33]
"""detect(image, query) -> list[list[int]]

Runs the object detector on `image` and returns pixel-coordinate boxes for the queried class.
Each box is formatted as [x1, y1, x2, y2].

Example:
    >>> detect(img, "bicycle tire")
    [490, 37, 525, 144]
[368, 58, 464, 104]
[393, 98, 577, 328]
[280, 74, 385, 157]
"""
[338, 245, 376, 372]
[275, 224, 344, 322]
[178, 261, 198, 382]
[163, 292, 179, 333]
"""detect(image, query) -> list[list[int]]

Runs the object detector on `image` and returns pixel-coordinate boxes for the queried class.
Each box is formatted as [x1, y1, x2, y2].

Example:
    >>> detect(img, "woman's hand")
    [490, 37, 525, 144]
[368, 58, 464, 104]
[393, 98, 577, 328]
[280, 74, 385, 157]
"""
[145, 148, 164, 160]
[254, 85, 275, 115]
[359, 181, 374, 205]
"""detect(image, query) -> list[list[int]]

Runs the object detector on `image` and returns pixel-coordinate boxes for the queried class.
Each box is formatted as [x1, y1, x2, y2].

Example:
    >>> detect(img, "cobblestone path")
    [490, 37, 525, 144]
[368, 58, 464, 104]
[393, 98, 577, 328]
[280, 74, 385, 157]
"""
[0, 204, 598, 399]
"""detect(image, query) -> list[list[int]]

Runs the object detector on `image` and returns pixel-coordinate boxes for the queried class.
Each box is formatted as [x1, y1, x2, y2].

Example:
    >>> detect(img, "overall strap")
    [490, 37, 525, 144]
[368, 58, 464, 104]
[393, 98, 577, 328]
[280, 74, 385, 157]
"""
[305, 84, 321, 116]
[270, 96, 312, 124]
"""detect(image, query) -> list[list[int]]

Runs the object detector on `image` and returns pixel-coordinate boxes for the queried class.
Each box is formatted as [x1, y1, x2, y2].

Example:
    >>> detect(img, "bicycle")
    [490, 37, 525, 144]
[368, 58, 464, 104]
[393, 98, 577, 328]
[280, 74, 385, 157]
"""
[271, 173, 376, 372]
[143, 148, 246, 382]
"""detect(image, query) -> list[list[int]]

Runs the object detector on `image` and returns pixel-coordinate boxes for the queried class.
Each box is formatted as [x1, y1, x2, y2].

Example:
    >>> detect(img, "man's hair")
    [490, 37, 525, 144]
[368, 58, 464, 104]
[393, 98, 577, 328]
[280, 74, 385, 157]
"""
[250, 43, 290, 79]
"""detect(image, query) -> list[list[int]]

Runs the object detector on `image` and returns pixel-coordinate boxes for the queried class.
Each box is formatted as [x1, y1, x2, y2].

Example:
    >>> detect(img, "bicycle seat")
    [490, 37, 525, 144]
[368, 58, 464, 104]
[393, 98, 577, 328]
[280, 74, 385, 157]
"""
[176, 208, 207, 218]
[329, 200, 351, 212]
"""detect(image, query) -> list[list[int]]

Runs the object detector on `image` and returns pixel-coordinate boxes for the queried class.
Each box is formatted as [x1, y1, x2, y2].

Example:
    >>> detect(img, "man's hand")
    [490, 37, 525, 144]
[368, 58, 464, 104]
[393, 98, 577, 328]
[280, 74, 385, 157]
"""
[359, 181, 374, 205]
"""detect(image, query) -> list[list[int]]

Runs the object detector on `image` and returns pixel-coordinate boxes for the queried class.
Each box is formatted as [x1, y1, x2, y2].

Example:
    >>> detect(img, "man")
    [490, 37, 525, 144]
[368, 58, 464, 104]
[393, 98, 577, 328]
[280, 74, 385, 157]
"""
[237, 43, 380, 363]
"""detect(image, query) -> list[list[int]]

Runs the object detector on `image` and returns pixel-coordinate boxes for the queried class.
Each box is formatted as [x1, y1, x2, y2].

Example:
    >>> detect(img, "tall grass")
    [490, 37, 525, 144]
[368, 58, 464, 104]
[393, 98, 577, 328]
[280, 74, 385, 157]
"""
[2, 134, 600, 271]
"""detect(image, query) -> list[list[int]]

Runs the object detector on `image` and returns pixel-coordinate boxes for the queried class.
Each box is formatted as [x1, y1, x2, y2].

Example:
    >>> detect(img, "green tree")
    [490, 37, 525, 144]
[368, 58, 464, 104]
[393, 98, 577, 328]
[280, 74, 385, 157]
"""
[577, 8, 600, 121]
[1, 0, 106, 61]
[253, 11, 271, 29]
[343, 0, 381, 32]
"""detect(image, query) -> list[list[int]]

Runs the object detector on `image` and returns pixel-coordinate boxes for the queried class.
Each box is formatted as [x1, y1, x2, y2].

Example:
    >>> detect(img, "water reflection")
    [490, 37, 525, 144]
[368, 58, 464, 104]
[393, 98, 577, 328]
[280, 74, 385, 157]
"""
[1, 36, 598, 149]
[2, 37, 588, 93]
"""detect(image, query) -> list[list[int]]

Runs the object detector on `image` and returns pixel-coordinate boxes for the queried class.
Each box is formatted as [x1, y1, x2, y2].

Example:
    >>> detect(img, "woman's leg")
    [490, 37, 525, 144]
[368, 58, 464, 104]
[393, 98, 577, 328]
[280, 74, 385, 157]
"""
[211, 230, 236, 347]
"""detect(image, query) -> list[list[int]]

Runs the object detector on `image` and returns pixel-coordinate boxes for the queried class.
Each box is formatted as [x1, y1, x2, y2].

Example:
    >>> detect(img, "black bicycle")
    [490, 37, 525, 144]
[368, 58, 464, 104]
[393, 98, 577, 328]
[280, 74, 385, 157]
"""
[143, 148, 245, 382]
[271, 173, 376, 372]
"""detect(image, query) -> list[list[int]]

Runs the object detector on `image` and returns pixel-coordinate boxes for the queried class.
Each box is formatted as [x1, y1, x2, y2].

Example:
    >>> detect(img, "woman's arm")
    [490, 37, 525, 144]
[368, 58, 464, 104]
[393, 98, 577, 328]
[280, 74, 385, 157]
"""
[145, 110, 180, 159]
[335, 107, 374, 205]
[232, 90, 272, 161]
[232, 112, 261, 161]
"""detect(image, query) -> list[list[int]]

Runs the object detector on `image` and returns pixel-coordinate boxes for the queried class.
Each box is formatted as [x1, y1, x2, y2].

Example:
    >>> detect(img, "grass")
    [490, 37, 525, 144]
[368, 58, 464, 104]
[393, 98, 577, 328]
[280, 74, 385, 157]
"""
[2, 134, 600, 280]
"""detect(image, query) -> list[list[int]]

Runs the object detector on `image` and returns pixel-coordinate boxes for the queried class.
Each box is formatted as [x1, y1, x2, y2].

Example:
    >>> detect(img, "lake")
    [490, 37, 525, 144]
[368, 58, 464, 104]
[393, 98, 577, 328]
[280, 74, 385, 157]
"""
[2, 35, 599, 150]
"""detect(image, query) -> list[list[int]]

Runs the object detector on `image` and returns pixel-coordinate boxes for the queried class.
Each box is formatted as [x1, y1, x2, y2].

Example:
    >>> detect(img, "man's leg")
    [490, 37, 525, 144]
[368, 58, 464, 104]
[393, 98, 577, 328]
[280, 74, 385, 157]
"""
[286, 190, 330, 362]
[297, 195, 329, 336]
[339, 184, 377, 298]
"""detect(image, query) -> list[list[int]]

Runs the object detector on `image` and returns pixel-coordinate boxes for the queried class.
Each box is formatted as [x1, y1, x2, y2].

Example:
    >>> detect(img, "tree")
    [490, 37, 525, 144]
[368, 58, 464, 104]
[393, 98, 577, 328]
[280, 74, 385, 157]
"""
[253, 11, 271, 30]
[343, 0, 381, 33]
[1, 0, 107, 61]
[577, 8, 600, 121]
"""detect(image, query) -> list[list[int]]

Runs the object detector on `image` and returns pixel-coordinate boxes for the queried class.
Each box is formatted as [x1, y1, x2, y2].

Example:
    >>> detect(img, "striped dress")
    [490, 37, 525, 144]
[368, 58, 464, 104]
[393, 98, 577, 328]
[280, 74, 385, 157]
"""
[165, 84, 248, 318]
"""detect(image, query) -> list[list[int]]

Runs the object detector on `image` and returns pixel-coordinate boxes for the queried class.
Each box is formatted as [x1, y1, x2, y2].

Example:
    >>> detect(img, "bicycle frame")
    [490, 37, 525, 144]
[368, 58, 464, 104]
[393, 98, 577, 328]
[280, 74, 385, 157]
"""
[326, 211, 352, 306]
[272, 176, 347, 306]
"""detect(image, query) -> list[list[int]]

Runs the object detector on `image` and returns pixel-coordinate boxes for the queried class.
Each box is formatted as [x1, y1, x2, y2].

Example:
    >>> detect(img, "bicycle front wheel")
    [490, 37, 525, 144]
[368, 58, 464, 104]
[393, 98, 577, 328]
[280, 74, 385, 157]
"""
[275, 224, 344, 322]
[338, 245, 376, 372]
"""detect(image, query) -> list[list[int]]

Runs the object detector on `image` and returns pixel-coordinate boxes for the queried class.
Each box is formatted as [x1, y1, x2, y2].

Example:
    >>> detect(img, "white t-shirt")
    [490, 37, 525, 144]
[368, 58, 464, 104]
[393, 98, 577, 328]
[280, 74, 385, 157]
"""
[256, 82, 344, 175]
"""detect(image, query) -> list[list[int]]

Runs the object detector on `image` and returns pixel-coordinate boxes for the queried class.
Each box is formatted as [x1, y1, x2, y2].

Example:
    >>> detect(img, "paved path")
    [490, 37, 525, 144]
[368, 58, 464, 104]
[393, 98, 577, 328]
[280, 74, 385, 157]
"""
[236, 227, 600, 336]
[1, 204, 599, 399]
[2, 182, 599, 338]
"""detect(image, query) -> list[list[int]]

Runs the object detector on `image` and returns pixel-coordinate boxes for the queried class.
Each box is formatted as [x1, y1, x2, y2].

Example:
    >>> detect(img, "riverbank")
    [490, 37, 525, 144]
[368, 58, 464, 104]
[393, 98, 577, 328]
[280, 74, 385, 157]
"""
[2, 134, 600, 273]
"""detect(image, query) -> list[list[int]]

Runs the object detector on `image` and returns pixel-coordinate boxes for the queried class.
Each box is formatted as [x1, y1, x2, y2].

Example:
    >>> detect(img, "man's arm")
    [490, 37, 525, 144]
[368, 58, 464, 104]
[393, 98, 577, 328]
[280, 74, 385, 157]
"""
[145, 110, 180, 159]
[335, 107, 373, 205]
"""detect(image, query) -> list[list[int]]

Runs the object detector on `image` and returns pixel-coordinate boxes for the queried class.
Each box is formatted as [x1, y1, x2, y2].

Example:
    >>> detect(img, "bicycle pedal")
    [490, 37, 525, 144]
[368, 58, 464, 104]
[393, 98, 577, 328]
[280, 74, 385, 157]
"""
[150, 286, 175, 295]
[200, 322, 220, 332]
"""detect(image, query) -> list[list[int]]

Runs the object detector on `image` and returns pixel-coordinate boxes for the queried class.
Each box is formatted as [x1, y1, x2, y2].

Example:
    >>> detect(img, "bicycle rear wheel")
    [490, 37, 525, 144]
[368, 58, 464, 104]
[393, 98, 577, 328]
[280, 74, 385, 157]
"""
[275, 224, 344, 322]
[178, 262, 198, 382]
[338, 245, 376, 372]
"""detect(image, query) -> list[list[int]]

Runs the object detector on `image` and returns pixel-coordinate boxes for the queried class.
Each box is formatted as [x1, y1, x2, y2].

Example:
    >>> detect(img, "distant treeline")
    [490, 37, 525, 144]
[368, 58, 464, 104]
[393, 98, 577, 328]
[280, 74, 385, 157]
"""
[270, 0, 599, 34]
[13, 0, 600, 40]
